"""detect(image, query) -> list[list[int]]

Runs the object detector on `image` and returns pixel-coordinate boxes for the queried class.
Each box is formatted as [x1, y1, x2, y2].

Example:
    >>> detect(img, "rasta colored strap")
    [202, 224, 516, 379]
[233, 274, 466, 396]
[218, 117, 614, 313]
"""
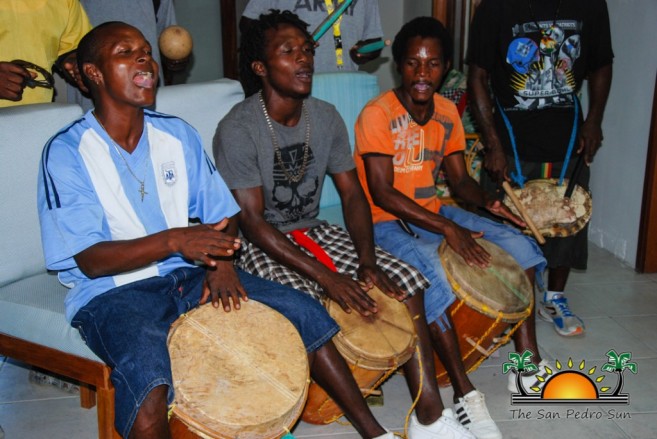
[324, 0, 345, 69]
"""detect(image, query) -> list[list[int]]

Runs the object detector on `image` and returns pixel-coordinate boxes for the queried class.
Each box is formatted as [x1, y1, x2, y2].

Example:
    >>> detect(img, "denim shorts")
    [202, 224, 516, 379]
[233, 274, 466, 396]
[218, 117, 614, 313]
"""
[373, 205, 546, 329]
[71, 266, 338, 438]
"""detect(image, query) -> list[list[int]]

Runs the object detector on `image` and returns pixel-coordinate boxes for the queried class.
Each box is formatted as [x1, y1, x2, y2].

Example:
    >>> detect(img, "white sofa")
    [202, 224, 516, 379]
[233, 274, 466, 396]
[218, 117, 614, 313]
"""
[0, 72, 379, 438]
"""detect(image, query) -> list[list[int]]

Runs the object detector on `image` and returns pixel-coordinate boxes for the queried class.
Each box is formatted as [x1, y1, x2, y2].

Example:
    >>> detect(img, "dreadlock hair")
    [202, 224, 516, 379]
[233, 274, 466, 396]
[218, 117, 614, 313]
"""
[391, 16, 453, 70]
[239, 9, 311, 97]
[76, 21, 135, 94]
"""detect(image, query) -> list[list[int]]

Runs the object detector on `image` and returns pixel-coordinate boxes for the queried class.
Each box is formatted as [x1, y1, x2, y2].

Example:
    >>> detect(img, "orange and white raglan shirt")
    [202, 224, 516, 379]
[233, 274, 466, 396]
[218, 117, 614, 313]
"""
[354, 90, 466, 223]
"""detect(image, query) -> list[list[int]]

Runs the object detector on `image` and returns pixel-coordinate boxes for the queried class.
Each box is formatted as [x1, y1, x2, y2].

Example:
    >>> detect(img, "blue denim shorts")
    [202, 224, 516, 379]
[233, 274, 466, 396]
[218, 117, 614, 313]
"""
[373, 205, 546, 329]
[71, 266, 338, 438]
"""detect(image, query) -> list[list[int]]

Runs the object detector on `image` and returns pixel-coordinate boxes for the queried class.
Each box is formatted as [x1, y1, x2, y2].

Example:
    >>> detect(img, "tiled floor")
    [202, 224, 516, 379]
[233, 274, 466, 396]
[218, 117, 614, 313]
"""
[1, 244, 656, 439]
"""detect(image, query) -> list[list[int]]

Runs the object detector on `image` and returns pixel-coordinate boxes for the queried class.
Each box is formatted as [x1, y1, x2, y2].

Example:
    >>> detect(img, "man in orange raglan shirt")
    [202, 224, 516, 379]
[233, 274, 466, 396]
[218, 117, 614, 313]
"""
[355, 17, 553, 426]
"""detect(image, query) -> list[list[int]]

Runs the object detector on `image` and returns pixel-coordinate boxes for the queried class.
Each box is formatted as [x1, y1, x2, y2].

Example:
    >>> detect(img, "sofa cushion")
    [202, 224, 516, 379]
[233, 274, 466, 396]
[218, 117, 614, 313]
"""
[0, 273, 101, 361]
[154, 79, 245, 160]
[311, 72, 380, 211]
[0, 103, 84, 287]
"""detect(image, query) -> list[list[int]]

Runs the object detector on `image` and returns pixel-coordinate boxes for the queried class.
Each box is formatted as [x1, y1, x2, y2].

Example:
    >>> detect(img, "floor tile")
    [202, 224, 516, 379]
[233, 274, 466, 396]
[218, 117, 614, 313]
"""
[536, 316, 655, 362]
[612, 315, 657, 354]
[614, 413, 657, 439]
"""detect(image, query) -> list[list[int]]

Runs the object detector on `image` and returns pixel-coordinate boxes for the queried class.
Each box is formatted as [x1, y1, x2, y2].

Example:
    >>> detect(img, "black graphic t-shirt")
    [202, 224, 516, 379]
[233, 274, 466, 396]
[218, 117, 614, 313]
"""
[468, 0, 613, 162]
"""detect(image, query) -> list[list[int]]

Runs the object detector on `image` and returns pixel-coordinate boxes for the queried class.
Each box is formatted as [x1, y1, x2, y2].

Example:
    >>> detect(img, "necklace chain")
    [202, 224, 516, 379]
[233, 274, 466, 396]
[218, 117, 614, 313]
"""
[528, 0, 563, 35]
[93, 112, 148, 202]
[258, 91, 310, 183]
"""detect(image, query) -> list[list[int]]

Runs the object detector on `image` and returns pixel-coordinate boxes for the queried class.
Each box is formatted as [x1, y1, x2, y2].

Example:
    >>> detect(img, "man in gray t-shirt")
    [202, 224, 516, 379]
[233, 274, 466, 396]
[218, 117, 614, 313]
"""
[215, 94, 352, 232]
[213, 10, 478, 438]
[240, 0, 383, 72]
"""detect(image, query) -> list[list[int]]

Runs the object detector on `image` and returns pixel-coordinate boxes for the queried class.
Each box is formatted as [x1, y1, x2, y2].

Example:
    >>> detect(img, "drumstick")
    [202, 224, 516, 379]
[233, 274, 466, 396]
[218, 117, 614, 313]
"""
[356, 39, 391, 54]
[564, 154, 585, 199]
[502, 181, 546, 245]
[311, 0, 354, 42]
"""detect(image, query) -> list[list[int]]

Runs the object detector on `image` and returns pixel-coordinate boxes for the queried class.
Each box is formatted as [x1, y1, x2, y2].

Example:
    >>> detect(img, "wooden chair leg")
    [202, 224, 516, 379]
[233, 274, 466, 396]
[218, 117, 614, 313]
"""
[80, 383, 97, 409]
[96, 385, 121, 439]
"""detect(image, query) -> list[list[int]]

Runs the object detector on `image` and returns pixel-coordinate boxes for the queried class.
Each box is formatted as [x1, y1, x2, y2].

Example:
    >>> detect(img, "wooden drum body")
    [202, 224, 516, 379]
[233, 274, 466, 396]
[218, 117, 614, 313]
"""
[167, 301, 309, 439]
[503, 178, 592, 238]
[301, 287, 417, 424]
[436, 240, 533, 387]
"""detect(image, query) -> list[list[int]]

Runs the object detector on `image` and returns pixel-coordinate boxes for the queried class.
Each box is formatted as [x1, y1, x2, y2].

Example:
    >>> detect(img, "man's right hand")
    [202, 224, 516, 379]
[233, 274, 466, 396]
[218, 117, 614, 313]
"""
[170, 218, 241, 267]
[483, 142, 509, 184]
[319, 272, 379, 317]
[0, 61, 33, 101]
[443, 222, 491, 268]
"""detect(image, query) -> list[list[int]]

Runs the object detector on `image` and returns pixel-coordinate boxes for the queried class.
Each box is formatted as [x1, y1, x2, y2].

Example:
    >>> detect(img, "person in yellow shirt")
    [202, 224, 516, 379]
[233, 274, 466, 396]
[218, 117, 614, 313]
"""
[0, 0, 92, 107]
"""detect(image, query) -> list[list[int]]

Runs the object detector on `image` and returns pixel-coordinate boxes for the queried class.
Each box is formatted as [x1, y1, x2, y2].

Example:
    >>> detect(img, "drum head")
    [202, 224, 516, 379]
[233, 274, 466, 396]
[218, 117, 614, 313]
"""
[326, 286, 417, 370]
[168, 301, 309, 439]
[438, 240, 533, 323]
[503, 178, 592, 238]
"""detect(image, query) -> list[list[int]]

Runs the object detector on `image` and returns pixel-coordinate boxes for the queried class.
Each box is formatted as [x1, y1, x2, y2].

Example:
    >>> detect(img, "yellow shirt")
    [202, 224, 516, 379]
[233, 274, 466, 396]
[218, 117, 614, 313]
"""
[0, 0, 92, 107]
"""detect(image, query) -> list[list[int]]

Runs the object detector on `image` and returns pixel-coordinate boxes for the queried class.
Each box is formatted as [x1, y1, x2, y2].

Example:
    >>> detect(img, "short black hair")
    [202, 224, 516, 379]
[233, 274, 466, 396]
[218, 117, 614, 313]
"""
[76, 21, 130, 92]
[239, 9, 311, 97]
[392, 16, 453, 68]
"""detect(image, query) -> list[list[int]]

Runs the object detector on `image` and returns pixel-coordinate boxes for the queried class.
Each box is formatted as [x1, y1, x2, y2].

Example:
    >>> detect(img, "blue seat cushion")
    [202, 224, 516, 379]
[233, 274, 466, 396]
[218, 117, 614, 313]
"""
[0, 273, 101, 362]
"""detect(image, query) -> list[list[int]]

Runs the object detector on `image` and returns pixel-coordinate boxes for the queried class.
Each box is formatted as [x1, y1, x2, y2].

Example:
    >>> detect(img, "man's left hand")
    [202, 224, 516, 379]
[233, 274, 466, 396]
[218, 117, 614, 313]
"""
[201, 261, 248, 311]
[349, 38, 383, 65]
[357, 264, 407, 302]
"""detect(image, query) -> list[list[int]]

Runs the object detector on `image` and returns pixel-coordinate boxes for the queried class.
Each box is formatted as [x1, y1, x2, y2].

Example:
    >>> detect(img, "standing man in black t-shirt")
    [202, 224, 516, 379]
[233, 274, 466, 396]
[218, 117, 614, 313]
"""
[467, 0, 613, 337]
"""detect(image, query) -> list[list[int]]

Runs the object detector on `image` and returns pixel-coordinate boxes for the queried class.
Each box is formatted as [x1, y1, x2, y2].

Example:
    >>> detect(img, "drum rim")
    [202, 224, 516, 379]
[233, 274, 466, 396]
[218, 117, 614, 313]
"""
[168, 301, 310, 439]
[503, 178, 592, 238]
[438, 241, 533, 323]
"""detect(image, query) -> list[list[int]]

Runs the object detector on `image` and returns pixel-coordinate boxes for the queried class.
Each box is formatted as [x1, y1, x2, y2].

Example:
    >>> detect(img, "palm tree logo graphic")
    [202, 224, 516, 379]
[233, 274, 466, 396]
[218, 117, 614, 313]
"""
[504, 349, 637, 405]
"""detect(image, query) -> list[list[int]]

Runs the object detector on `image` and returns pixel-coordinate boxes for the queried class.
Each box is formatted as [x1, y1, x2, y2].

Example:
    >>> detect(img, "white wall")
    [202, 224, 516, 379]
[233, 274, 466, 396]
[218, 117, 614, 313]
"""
[173, 0, 223, 83]
[587, 0, 657, 267]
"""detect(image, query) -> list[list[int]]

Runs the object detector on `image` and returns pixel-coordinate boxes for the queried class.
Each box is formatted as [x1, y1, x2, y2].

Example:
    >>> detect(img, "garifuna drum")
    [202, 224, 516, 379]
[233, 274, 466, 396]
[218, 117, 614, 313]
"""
[503, 178, 592, 238]
[167, 301, 309, 439]
[302, 286, 418, 424]
[436, 239, 533, 387]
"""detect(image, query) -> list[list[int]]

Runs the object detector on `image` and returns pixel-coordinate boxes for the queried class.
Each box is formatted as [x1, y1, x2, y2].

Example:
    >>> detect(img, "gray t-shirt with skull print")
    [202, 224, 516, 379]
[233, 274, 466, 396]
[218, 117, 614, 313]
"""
[213, 93, 354, 233]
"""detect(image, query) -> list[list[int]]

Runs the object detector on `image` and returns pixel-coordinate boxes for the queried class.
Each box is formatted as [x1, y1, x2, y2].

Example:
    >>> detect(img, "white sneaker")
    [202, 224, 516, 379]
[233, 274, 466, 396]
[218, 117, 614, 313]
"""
[507, 359, 552, 394]
[454, 390, 502, 439]
[409, 409, 475, 439]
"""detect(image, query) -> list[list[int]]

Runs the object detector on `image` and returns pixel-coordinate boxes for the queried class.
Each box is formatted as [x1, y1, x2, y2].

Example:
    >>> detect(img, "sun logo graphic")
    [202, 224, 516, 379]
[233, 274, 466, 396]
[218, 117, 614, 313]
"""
[503, 349, 638, 405]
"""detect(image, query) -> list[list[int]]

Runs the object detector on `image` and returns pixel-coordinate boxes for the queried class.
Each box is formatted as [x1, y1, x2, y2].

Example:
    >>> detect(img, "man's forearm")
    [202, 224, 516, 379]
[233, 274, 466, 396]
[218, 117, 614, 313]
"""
[585, 64, 613, 126]
[467, 65, 503, 150]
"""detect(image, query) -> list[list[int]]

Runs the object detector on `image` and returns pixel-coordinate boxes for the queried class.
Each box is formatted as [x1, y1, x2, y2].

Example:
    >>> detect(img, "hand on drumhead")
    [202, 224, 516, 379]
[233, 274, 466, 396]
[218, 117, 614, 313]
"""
[171, 218, 241, 267]
[357, 264, 407, 302]
[444, 223, 491, 268]
[320, 272, 378, 316]
[485, 199, 526, 228]
[202, 261, 249, 311]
